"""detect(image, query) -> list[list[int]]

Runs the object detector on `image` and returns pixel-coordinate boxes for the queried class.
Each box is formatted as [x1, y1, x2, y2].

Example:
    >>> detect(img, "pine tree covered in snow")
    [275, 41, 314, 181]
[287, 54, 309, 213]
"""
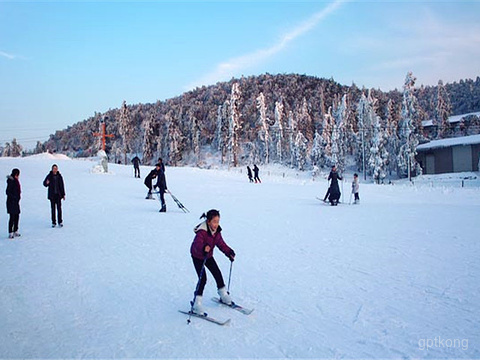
[321, 107, 334, 167]
[118, 100, 133, 164]
[295, 131, 308, 171]
[385, 99, 400, 176]
[368, 109, 389, 183]
[142, 112, 157, 165]
[2, 139, 23, 157]
[435, 79, 452, 139]
[397, 72, 421, 179]
[256, 92, 269, 164]
[272, 100, 285, 163]
[229, 83, 241, 167]
[288, 110, 297, 167]
[332, 94, 348, 173]
[310, 130, 324, 167]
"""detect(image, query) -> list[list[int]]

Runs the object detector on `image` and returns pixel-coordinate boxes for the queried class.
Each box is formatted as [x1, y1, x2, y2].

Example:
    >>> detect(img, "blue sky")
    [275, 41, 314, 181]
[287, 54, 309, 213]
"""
[1, 0, 479, 149]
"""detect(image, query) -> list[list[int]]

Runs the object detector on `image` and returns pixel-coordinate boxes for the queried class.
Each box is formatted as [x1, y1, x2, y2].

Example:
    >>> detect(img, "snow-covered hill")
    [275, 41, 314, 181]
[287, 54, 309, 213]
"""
[1, 155, 479, 358]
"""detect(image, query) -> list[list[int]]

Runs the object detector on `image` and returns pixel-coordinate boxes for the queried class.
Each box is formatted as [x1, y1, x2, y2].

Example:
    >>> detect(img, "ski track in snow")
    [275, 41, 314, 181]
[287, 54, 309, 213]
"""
[1, 155, 480, 358]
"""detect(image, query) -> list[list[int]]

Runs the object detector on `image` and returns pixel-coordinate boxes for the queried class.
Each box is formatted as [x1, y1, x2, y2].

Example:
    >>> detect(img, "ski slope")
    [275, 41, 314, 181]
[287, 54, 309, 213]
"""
[1, 154, 479, 358]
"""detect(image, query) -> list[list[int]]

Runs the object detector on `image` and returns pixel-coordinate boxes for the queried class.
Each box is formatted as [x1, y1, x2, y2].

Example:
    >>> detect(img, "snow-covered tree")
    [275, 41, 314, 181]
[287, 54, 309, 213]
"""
[192, 117, 201, 166]
[228, 83, 241, 167]
[321, 106, 334, 167]
[288, 110, 297, 167]
[272, 100, 285, 163]
[295, 131, 308, 170]
[368, 110, 389, 183]
[3, 139, 23, 157]
[143, 112, 157, 164]
[256, 92, 269, 164]
[118, 100, 134, 164]
[34, 141, 45, 155]
[435, 79, 452, 139]
[332, 94, 348, 173]
[214, 101, 229, 164]
[310, 130, 323, 167]
[397, 71, 421, 179]
[385, 99, 400, 176]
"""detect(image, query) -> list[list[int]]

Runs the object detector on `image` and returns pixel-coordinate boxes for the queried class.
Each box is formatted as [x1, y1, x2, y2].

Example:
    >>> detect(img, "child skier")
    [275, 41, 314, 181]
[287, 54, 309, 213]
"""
[352, 173, 360, 204]
[144, 164, 160, 199]
[190, 209, 236, 315]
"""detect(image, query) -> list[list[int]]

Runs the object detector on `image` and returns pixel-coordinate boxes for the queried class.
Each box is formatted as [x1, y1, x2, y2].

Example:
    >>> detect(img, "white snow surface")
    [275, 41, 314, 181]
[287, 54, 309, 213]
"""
[1, 155, 479, 359]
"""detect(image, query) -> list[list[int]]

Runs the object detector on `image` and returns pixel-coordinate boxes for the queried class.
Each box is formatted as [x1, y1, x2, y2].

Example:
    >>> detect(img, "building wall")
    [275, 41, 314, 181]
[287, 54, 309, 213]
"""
[434, 147, 453, 174]
[473, 144, 480, 171]
[452, 145, 472, 172]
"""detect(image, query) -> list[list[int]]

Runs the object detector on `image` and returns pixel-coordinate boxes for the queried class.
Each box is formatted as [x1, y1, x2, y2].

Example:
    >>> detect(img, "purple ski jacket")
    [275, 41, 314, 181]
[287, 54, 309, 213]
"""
[190, 221, 233, 260]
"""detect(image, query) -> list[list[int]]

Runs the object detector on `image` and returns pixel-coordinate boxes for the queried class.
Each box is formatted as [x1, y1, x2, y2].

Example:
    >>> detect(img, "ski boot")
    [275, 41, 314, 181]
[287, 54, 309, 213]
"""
[218, 286, 232, 305]
[191, 295, 206, 315]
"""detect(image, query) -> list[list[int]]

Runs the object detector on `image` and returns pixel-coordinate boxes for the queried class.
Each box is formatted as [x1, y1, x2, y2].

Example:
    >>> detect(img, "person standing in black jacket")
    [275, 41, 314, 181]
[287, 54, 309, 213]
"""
[131, 156, 141, 178]
[6, 168, 21, 239]
[43, 164, 66, 227]
[327, 165, 343, 206]
[155, 164, 168, 212]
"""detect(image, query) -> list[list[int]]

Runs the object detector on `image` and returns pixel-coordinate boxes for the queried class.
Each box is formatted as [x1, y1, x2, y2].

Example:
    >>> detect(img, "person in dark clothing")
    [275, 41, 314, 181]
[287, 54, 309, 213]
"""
[328, 165, 343, 206]
[144, 164, 160, 199]
[43, 164, 66, 227]
[157, 158, 166, 173]
[253, 164, 261, 183]
[247, 166, 254, 182]
[6, 168, 21, 239]
[131, 156, 141, 178]
[190, 209, 236, 315]
[155, 164, 168, 212]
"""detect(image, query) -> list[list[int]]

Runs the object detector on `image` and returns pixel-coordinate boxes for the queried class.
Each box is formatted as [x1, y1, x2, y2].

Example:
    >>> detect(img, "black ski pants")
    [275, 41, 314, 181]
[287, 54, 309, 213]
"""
[192, 256, 225, 296]
[134, 166, 140, 178]
[50, 195, 63, 225]
[8, 214, 19, 233]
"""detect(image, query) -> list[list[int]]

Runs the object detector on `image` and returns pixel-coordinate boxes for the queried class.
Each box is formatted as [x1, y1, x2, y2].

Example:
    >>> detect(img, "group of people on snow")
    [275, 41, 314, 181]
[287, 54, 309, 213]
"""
[323, 165, 360, 206]
[247, 164, 261, 183]
[5, 164, 66, 239]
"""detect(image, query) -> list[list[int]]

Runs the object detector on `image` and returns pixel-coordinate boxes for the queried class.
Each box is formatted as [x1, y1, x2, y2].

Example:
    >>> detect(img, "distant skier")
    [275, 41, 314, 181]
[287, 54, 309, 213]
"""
[328, 165, 342, 206]
[131, 156, 141, 178]
[43, 164, 66, 227]
[253, 164, 261, 183]
[247, 166, 254, 183]
[144, 164, 159, 199]
[352, 173, 360, 204]
[190, 209, 236, 315]
[6, 168, 21, 239]
[155, 164, 168, 212]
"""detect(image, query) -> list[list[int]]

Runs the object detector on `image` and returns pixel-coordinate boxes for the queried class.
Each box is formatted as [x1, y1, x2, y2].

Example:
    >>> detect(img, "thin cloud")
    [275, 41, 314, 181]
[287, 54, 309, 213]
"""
[0, 51, 16, 60]
[186, 0, 345, 90]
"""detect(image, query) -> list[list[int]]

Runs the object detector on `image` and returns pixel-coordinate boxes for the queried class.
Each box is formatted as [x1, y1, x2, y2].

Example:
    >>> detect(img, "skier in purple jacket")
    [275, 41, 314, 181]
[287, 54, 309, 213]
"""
[190, 209, 236, 315]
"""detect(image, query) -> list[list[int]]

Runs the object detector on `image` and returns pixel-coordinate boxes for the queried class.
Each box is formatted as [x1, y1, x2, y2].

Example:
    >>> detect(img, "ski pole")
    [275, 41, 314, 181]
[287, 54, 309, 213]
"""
[188, 255, 208, 324]
[341, 178, 344, 203]
[227, 261, 233, 295]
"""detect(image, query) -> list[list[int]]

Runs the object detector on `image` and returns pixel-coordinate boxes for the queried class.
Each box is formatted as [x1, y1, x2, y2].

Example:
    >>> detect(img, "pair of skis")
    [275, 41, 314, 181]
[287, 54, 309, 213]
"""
[179, 297, 254, 326]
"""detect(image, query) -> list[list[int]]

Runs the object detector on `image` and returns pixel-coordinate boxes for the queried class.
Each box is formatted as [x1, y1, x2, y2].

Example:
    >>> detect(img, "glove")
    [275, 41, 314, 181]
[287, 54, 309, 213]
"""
[203, 244, 211, 255]
[227, 249, 236, 262]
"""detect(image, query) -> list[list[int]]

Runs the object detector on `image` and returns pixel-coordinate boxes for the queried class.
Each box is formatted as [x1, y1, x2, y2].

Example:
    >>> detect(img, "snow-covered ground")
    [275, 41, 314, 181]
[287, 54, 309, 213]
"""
[1, 154, 479, 359]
